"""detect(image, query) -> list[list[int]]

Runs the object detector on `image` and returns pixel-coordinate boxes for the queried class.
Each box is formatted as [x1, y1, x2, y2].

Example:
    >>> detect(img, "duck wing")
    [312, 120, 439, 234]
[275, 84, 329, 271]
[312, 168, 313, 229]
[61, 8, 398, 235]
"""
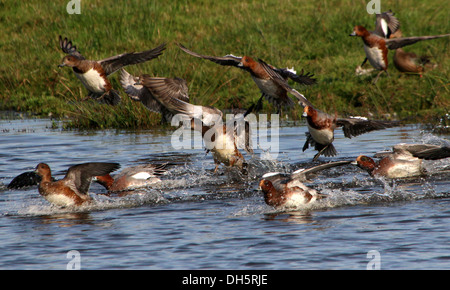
[141, 76, 189, 103]
[337, 117, 400, 138]
[64, 162, 121, 196]
[290, 161, 352, 181]
[177, 43, 248, 70]
[99, 43, 166, 76]
[141, 75, 222, 126]
[59, 35, 85, 60]
[7, 171, 41, 189]
[119, 69, 165, 115]
[275, 67, 317, 86]
[258, 58, 313, 107]
[412, 146, 450, 160]
[374, 10, 400, 38]
[385, 34, 450, 50]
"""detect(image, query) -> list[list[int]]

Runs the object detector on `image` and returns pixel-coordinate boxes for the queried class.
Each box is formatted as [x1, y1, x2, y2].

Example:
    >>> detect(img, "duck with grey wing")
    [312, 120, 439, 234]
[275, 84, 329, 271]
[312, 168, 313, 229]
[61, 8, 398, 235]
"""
[260, 161, 351, 208]
[256, 59, 399, 161]
[135, 74, 253, 174]
[35, 162, 120, 207]
[119, 69, 189, 124]
[302, 106, 400, 161]
[177, 43, 316, 114]
[356, 10, 400, 75]
[350, 24, 449, 83]
[353, 143, 450, 179]
[94, 163, 169, 196]
[58, 36, 166, 105]
[389, 30, 438, 76]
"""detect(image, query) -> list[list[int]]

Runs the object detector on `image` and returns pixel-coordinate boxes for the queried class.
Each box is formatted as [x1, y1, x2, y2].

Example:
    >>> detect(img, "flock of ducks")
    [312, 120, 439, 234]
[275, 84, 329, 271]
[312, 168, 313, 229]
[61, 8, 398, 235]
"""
[7, 10, 450, 209]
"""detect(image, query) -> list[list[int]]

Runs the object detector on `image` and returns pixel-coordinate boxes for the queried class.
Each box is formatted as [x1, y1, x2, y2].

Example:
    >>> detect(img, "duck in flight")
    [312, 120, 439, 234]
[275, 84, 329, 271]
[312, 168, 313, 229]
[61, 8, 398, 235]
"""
[58, 36, 166, 105]
[177, 43, 316, 113]
[135, 74, 253, 174]
[257, 58, 400, 161]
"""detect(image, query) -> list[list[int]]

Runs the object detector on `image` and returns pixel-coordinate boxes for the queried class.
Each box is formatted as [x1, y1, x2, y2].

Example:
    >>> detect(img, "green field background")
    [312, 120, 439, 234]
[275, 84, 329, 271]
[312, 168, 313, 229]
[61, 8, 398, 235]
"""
[0, 0, 448, 129]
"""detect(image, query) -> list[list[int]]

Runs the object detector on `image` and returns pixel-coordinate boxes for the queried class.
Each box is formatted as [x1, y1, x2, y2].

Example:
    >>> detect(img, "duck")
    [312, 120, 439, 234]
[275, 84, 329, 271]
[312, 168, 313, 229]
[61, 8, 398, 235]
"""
[119, 69, 189, 123]
[360, 12, 440, 76]
[302, 106, 399, 160]
[256, 59, 399, 161]
[350, 26, 449, 83]
[393, 48, 436, 75]
[35, 162, 120, 207]
[58, 36, 166, 105]
[259, 160, 351, 208]
[177, 43, 316, 113]
[136, 74, 253, 174]
[353, 143, 449, 178]
[94, 163, 169, 194]
[357, 10, 401, 71]
[390, 30, 437, 75]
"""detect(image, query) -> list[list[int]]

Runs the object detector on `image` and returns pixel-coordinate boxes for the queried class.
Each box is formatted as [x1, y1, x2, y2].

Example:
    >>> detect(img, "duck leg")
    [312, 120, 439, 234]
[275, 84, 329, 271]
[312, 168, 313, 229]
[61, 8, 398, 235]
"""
[360, 57, 368, 67]
[313, 145, 330, 161]
[372, 70, 385, 84]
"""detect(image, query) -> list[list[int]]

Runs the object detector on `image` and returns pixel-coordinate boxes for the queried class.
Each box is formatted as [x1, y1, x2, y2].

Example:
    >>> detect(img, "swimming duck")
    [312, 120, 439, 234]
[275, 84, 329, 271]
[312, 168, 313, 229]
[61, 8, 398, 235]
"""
[35, 162, 120, 207]
[260, 160, 351, 208]
[94, 163, 168, 193]
[354, 143, 448, 178]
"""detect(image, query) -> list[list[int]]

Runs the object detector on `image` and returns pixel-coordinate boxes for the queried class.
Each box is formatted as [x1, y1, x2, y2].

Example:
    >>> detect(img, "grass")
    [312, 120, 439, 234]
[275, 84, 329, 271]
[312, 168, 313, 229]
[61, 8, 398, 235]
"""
[0, 0, 449, 129]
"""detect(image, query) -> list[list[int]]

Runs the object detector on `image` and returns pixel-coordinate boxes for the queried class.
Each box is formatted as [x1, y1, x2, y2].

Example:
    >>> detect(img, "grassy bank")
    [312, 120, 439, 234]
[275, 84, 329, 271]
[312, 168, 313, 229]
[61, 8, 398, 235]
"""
[0, 0, 449, 129]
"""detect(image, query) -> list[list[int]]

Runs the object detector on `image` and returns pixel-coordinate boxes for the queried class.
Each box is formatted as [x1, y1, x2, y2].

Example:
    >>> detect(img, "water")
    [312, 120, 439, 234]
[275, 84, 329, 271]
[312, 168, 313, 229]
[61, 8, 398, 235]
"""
[0, 113, 449, 270]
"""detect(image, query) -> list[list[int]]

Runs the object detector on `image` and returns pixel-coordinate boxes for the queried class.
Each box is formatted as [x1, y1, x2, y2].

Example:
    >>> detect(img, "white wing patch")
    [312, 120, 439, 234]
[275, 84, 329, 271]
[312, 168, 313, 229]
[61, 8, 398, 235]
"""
[225, 54, 242, 59]
[349, 116, 368, 121]
[131, 172, 152, 180]
[286, 67, 297, 74]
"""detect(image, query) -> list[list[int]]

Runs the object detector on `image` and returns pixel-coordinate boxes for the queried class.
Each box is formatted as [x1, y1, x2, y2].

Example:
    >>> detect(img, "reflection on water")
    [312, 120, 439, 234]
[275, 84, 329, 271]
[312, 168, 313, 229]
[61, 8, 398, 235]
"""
[0, 115, 449, 269]
[35, 212, 94, 227]
[264, 211, 317, 225]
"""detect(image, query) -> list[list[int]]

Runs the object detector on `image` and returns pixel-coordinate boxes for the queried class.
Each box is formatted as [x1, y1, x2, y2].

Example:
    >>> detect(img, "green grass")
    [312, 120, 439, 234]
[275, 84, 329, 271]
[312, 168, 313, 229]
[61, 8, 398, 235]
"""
[0, 0, 449, 129]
